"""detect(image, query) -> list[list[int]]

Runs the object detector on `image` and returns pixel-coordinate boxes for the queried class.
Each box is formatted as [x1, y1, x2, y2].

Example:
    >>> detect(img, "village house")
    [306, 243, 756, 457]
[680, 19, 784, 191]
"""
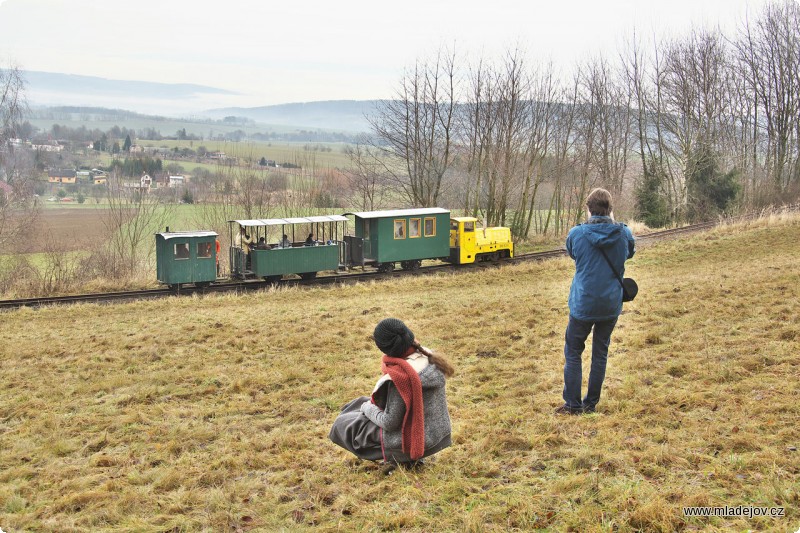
[48, 169, 77, 184]
[121, 174, 152, 193]
[91, 169, 108, 185]
[32, 142, 63, 153]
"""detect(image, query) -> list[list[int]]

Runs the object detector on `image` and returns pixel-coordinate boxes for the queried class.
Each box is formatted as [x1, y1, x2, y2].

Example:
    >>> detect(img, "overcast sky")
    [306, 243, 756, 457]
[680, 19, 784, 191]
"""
[0, 0, 773, 109]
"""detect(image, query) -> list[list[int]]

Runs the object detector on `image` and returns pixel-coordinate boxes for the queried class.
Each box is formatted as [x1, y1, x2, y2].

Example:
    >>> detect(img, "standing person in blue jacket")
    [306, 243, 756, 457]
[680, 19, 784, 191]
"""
[557, 188, 636, 415]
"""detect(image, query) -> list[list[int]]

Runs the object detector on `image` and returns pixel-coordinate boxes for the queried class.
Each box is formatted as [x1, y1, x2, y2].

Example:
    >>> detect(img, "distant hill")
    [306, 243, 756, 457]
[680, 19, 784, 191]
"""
[202, 100, 379, 133]
[22, 71, 378, 133]
[23, 71, 239, 117]
[23, 71, 236, 99]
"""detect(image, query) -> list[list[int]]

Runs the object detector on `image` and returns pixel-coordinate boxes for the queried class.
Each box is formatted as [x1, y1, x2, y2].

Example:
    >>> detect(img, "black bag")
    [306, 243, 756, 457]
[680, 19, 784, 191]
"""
[598, 247, 638, 303]
[621, 277, 638, 302]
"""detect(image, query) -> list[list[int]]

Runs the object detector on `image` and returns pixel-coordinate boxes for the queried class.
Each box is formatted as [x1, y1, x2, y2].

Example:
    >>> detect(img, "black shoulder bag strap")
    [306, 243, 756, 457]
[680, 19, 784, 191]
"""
[597, 246, 626, 293]
[597, 244, 637, 302]
[582, 229, 626, 290]
[582, 228, 637, 302]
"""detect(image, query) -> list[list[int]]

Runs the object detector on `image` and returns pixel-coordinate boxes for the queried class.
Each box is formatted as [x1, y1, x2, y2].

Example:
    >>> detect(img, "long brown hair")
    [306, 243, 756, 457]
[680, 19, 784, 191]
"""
[413, 341, 455, 378]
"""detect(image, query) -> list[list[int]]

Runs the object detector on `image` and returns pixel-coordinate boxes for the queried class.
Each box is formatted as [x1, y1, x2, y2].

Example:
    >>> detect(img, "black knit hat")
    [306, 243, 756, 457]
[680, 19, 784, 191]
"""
[373, 318, 415, 358]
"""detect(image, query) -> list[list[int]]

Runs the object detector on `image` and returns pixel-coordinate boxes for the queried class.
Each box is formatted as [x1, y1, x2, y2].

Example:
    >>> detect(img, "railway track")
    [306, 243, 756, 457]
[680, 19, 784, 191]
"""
[1, 206, 795, 312]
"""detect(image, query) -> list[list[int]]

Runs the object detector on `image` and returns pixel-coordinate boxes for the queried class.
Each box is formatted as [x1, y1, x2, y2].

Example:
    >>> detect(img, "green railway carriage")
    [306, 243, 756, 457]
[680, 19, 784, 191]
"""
[229, 215, 348, 281]
[345, 208, 451, 272]
[155, 231, 218, 288]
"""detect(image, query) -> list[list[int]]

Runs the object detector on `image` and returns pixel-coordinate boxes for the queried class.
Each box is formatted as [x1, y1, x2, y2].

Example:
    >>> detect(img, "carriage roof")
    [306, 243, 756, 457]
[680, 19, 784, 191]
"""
[230, 215, 349, 227]
[156, 231, 218, 240]
[345, 208, 449, 219]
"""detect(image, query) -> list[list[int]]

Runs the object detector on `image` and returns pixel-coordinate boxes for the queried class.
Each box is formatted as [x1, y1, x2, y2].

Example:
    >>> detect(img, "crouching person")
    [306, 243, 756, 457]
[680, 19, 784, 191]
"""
[329, 318, 453, 467]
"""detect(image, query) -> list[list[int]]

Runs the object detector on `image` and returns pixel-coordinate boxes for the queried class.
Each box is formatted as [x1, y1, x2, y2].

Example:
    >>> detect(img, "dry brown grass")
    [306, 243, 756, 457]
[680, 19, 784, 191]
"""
[1, 213, 799, 531]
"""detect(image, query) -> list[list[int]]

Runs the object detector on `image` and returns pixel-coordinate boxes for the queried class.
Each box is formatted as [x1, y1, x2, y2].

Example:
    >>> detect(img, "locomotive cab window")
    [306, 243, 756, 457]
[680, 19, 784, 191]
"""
[450, 220, 458, 231]
[174, 243, 190, 260]
[409, 218, 421, 238]
[394, 219, 406, 239]
[197, 242, 212, 258]
[464, 221, 475, 232]
[424, 217, 436, 237]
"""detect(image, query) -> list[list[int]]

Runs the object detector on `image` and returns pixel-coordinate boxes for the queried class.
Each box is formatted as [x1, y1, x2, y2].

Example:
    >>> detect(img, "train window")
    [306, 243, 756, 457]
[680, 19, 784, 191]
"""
[464, 222, 475, 232]
[174, 243, 190, 260]
[197, 242, 212, 258]
[409, 218, 421, 238]
[450, 220, 458, 231]
[394, 219, 406, 239]
[424, 217, 436, 237]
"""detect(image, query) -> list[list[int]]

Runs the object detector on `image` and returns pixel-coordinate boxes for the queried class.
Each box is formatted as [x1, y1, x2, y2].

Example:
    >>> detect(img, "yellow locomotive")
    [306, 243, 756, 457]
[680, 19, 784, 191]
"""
[448, 217, 514, 264]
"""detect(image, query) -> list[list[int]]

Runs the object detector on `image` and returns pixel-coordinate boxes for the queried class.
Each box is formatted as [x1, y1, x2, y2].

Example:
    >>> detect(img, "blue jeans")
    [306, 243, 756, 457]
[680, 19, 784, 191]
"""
[563, 314, 618, 410]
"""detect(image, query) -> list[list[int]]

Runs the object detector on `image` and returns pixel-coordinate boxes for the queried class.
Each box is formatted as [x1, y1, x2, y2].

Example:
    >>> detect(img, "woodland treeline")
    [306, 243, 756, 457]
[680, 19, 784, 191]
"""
[355, 1, 800, 236]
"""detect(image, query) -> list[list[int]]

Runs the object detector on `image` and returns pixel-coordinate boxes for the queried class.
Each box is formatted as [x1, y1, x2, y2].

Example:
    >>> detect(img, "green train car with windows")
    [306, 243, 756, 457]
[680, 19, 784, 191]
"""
[344, 208, 451, 272]
[155, 231, 219, 289]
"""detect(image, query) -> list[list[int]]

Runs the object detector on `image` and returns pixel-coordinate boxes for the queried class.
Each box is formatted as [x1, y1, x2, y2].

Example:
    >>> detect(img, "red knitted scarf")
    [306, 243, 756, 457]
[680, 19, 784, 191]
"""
[379, 350, 425, 460]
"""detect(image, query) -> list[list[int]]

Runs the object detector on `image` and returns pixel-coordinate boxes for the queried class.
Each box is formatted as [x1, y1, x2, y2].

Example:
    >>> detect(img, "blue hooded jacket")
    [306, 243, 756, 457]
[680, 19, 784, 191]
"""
[566, 216, 636, 321]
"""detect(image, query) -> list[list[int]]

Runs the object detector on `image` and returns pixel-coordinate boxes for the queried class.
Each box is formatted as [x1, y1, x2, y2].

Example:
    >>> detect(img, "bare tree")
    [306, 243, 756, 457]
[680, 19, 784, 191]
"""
[0, 64, 25, 143]
[343, 141, 387, 211]
[513, 62, 558, 238]
[585, 57, 634, 197]
[487, 49, 531, 227]
[0, 64, 36, 251]
[100, 171, 176, 278]
[458, 49, 531, 227]
[658, 29, 732, 220]
[542, 78, 580, 236]
[736, 1, 800, 198]
[369, 48, 459, 207]
[459, 57, 497, 218]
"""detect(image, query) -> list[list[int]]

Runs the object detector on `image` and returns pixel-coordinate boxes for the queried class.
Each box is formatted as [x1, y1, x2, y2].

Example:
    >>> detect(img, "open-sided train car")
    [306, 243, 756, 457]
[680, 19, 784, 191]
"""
[229, 215, 349, 281]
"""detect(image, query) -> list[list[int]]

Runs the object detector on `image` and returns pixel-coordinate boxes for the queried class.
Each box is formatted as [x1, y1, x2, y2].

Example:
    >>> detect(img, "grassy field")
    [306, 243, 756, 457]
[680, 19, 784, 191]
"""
[135, 140, 354, 170]
[26, 117, 302, 140]
[1, 213, 798, 531]
[83, 143, 352, 175]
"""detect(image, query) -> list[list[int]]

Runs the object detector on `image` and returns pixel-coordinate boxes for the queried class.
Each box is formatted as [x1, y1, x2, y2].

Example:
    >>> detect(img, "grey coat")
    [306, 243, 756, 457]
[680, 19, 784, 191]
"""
[360, 363, 452, 462]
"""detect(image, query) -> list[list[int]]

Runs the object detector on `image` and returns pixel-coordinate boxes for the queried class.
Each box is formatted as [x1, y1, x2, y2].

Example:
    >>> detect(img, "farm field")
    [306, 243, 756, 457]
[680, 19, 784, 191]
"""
[136, 140, 354, 170]
[0, 213, 798, 531]
[20, 204, 231, 256]
[25, 117, 304, 141]
[84, 144, 353, 176]
[12, 208, 109, 254]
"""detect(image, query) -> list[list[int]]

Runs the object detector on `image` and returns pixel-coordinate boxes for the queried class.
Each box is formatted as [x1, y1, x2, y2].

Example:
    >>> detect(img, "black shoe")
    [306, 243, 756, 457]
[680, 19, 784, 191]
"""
[582, 405, 596, 414]
[555, 404, 583, 415]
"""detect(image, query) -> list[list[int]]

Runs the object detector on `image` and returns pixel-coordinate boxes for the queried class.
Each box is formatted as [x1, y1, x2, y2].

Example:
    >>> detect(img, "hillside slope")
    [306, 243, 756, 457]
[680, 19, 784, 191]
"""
[202, 100, 378, 132]
[1, 214, 798, 531]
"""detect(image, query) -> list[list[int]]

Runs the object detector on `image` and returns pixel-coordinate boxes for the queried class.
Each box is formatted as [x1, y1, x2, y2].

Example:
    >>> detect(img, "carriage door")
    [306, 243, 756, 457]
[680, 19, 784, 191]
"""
[195, 240, 213, 281]
[362, 220, 372, 259]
